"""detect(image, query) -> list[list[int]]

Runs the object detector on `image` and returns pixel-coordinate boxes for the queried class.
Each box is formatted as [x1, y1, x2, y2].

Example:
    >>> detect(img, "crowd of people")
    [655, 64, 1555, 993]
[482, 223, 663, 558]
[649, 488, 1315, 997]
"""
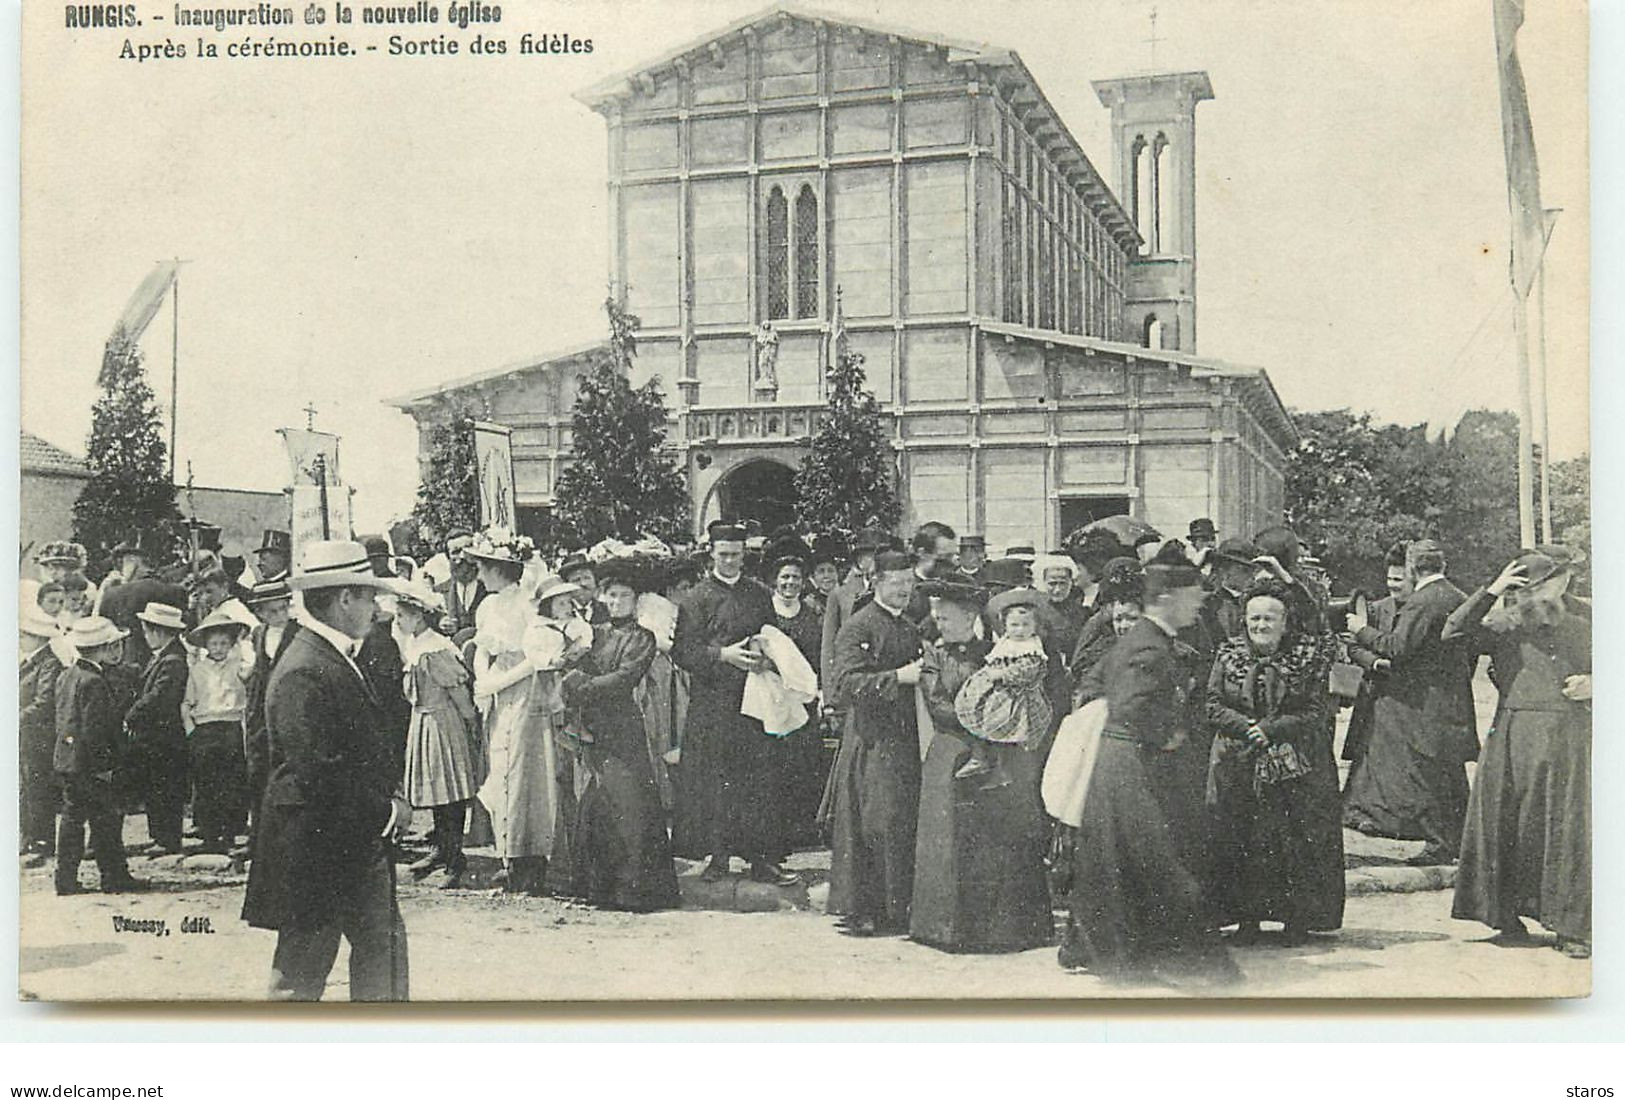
[17, 509, 1592, 998]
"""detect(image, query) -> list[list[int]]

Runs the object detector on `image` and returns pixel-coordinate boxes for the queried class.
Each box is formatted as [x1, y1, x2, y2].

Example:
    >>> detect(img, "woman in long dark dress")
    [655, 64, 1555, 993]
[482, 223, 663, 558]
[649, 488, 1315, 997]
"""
[563, 563, 680, 912]
[1445, 553, 1591, 958]
[910, 579, 1052, 953]
[768, 555, 827, 852]
[1205, 581, 1343, 946]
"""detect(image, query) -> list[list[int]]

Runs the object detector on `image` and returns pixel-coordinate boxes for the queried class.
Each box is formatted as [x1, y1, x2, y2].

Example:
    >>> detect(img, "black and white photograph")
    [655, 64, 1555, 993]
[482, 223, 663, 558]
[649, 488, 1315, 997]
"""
[14, 0, 1594, 1005]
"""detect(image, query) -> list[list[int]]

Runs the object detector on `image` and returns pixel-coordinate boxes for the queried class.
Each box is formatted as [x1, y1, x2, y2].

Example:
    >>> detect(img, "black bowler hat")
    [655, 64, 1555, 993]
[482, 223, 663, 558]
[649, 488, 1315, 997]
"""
[710, 524, 748, 545]
[980, 558, 1031, 591]
[1189, 518, 1217, 540]
[873, 550, 913, 574]
[919, 578, 987, 609]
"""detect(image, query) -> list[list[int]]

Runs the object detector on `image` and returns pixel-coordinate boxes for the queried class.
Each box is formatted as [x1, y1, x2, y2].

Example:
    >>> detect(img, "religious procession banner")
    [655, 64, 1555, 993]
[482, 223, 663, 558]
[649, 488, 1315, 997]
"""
[290, 484, 352, 561]
[473, 421, 517, 531]
[278, 428, 343, 488]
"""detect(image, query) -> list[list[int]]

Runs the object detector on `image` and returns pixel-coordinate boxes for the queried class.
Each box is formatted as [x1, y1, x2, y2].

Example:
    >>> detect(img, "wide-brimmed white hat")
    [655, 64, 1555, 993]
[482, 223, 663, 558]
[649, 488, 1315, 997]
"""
[534, 574, 582, 607]
[20, 605, 60, 639]
[69, 616, 127, 650]
[286, 540, 397, 592]
[387, 576, 446, 616]
[187, 607, 250, 648]
[135, 602, 187, 632]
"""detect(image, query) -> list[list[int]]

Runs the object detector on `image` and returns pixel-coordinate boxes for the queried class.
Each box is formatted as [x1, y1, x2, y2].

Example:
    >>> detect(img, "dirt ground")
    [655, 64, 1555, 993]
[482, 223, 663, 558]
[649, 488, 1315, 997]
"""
[17, 838, 1587, 1003]
[23, 671, 1585, 1004]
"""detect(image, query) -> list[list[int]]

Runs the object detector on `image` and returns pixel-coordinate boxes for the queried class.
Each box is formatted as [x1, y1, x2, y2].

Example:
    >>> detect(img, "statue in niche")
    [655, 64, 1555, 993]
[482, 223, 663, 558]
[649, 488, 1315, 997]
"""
[753, 322, 779, 397]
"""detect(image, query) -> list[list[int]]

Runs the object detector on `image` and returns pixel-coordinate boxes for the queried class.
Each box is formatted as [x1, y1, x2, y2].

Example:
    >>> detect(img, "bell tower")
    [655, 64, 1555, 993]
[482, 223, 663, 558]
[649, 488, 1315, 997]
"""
[1092, 71, 1213, 352]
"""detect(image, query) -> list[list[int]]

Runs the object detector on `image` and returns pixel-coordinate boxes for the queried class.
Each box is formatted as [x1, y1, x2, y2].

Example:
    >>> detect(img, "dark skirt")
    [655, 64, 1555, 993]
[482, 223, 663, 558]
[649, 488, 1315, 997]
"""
[1065, 736, 1236, 982]
[1453, 704, 1590, 940]
[909, 735, 1052, 953]
[828, 732, 921, 929]
[1342, 697, 1470, 851]
[1208, 733, 1345, 931]
[575, 748, 681, 912]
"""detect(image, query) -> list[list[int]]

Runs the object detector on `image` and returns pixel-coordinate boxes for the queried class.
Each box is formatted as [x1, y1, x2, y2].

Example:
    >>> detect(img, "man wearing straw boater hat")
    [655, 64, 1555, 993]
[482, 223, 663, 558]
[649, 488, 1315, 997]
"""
[123, 602, 192, 855]
[241, 540, 411, 1001]
[53, 616, 148, 895]
[243, 577, 303, 837]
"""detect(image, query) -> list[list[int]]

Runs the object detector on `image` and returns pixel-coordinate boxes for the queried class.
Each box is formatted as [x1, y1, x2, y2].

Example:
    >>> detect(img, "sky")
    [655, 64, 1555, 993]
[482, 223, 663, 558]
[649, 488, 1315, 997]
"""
[19, 0, 1589, 533]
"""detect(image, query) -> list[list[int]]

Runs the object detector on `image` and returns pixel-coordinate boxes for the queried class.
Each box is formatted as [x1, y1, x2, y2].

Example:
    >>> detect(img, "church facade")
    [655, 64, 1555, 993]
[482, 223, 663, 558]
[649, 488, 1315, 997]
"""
[389, 6, 1296, 552]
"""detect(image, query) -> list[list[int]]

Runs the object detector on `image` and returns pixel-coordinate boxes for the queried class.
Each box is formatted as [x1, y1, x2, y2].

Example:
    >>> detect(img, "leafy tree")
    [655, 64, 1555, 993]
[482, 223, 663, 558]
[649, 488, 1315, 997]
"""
[552, 296, 688, 546]
[1548, 453, 1589, 553]
[408, 406, 479, 553]
[72, 326, 182, 568]
[1284, 407, 1563, 593]
[794, 307, 900, 540]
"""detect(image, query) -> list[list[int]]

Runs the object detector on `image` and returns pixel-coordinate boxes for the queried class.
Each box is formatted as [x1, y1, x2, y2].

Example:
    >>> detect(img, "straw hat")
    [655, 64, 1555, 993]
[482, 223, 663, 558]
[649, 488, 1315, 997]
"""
[286, 540, 397, 592]
[20, 605, 60, 639]
[388, 576, 446, 616]
[135, 602, 187, 632]
[69, 616, 127, 650]
[187, 608, 250, 648]
[35, 540, 87, 568]
[534, 575, 583, 607]
[986, 587, 1043, 623]
[464, 528, 535, 565]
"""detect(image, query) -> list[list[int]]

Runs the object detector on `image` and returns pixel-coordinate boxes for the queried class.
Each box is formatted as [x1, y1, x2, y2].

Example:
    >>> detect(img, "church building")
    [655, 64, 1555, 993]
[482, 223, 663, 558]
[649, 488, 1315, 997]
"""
[388, 5, 1296, 552]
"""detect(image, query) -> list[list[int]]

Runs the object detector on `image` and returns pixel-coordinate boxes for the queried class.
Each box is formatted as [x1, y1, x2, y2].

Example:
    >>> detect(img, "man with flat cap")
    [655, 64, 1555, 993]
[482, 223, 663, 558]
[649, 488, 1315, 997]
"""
[828, 549, 925, 936]
[242, 540, 411, 1001]
[1342, 538, 1476, 866]
[671, 524, 798, 886]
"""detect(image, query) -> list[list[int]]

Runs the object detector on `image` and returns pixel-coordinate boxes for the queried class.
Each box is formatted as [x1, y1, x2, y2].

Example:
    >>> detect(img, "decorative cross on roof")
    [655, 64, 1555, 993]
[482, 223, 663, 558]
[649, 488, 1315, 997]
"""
[302, 401, 319, 430]
[1146, 6, 1164, 70]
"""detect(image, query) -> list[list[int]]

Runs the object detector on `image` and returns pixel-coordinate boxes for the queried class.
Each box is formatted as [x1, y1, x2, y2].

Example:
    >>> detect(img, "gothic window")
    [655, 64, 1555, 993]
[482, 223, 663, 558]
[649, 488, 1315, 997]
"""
[764, 178, 822, 323]
[765, 185, 790, 321]
[794, 185, 819, 319]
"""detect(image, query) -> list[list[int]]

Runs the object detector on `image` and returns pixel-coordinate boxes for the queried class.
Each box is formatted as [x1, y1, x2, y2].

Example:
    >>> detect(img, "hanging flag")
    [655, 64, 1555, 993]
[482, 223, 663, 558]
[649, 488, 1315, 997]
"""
[277, 428, 342, 488]
[472, 421, 516, 530]
[1493, 0, 1546, 298]
[113, 260, 179, 342]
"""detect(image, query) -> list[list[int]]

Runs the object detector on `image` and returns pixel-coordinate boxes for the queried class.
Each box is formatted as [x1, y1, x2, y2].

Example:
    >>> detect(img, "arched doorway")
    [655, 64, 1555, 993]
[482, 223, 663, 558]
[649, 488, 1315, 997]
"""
[715, 458, 799, 533]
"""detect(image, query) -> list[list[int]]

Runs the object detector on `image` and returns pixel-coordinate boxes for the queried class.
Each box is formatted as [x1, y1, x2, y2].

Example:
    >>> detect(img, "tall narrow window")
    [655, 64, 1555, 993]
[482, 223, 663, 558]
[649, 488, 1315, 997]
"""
[765, 186, 789, 321]
[794, 184, 819, 319]
[1133, 136, 1153, 255]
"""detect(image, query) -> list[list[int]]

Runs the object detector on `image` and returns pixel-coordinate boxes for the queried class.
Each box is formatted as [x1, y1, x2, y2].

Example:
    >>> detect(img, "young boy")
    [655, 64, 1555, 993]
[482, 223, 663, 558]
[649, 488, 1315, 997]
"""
[54, 617, 146, 894]
[954, 589, 1052, 788]
[183, 610, 254, 853]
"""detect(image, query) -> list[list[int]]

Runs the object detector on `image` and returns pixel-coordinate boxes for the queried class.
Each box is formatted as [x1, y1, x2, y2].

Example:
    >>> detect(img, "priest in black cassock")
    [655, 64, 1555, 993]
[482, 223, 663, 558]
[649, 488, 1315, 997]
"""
[671, 525, 801, 886]
[828, 550, 925, 936]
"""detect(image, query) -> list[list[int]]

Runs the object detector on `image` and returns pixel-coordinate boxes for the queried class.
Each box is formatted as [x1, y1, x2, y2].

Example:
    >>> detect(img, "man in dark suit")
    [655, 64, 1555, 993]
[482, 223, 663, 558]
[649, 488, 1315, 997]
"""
[96, 537, 189, 670]
[1342, 539, 1477, 865]
[20, 606, 65, 867]
[252, 530, 292, 584]
[123, 603, 191, 854]
[243, 579, 303, 835]
[54, 617, 147, 895]
[434, 534, 487, 638]
[241, 540, 410, 1001]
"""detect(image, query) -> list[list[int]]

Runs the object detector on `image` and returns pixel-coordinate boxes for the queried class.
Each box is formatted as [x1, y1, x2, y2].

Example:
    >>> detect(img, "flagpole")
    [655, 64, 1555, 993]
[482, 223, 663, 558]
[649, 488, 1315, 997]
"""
[1535, 211, 1559, 542]
[1512, 286, 1537, 548]
[169, 261, 180, 481]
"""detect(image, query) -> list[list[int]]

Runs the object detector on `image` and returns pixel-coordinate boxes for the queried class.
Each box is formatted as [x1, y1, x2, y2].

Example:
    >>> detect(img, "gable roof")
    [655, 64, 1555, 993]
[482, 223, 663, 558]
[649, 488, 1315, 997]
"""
[21, 431, 90, 477]
[978, 320, 1299, 451]
[383, 339, 613, 410]
[573, 3, 1139, 250]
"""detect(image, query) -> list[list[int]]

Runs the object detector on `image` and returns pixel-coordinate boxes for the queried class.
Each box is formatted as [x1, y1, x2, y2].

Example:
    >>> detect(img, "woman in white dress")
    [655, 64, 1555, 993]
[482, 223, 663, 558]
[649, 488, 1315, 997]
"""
[466, 529, 556, 895]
